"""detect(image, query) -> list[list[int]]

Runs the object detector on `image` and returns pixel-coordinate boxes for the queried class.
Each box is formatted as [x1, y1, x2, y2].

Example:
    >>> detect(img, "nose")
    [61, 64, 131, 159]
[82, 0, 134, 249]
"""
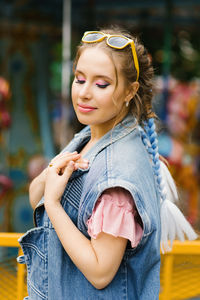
[79, 83, 92, 100]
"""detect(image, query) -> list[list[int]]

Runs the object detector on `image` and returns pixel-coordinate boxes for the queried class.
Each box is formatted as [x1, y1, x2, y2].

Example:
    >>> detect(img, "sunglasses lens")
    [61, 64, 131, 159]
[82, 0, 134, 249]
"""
[83, 32, 104, 42]
[108, 36, 129, 48]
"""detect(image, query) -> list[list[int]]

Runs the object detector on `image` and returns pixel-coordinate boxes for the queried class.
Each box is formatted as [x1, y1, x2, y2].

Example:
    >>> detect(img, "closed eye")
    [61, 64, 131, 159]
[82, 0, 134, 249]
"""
[75, 79, 85, 84]
[96, 83, 110, 89]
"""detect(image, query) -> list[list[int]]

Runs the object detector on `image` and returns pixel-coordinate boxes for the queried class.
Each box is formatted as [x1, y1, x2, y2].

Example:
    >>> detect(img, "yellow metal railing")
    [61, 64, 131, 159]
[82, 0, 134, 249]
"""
[0, 233, 25, 300]
[160, 240, 200, 300]
[0, 233, 200, 300]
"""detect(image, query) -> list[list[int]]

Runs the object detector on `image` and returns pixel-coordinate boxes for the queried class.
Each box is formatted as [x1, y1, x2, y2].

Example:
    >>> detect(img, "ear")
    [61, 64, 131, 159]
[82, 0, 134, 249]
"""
[124, 81, 139, 104]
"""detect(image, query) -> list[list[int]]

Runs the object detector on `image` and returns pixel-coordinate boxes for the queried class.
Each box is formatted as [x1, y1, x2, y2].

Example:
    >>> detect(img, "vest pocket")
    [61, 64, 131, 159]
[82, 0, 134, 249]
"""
[18, 227, 48, 300]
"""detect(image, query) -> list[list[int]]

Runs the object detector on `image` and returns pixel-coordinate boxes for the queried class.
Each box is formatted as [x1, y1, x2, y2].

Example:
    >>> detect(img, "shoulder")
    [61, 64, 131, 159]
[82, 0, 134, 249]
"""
[78, 124, 159, 233]
[83, 124, 154, 196]
[106, 126, 153, 182]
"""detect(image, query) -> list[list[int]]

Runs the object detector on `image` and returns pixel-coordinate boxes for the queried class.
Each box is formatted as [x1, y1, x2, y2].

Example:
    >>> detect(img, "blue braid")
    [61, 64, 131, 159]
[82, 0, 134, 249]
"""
[140, 118, 166, 202]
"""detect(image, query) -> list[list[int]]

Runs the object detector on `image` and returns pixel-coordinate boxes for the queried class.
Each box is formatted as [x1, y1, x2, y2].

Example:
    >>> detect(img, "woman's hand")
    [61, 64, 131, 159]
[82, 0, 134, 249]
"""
[29, 151, 88, 209]
[44, 152, 88, 206]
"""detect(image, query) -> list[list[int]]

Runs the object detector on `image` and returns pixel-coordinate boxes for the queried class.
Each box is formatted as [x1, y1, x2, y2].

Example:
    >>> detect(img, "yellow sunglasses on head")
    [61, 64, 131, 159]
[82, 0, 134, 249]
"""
[82, 31, 139, 81]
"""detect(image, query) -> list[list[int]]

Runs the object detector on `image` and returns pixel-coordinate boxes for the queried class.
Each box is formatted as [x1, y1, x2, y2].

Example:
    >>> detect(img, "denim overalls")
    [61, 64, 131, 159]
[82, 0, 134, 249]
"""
[18, 114, 161, 300]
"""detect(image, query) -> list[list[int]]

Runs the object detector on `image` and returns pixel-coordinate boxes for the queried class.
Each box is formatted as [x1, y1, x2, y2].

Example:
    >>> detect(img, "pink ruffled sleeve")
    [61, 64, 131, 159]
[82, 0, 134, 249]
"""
[87, 187, 143, 248]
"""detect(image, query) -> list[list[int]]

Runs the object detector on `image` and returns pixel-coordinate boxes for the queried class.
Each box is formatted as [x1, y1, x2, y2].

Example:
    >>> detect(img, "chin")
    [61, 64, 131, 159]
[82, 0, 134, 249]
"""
[76, 115, 91, 126]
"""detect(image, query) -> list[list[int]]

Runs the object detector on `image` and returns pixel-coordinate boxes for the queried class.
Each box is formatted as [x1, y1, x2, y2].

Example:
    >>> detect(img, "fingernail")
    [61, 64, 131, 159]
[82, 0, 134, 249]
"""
[69, 161, 74, 167]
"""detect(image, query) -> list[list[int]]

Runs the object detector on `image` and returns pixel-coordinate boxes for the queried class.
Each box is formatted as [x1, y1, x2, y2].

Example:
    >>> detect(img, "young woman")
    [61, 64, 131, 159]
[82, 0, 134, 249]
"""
[18, 27, 197, 300]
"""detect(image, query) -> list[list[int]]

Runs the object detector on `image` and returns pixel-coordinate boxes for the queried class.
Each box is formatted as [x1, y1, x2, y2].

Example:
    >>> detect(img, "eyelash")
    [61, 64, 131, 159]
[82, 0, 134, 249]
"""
[75, 79, 85, 84]
[96, 83, 110, 89]
[75, 78, 110, 89]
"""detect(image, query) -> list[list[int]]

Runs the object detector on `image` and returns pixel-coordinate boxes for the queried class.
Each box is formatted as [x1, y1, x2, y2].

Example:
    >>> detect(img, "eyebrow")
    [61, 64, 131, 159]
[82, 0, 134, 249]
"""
[75, 69, 114, 82]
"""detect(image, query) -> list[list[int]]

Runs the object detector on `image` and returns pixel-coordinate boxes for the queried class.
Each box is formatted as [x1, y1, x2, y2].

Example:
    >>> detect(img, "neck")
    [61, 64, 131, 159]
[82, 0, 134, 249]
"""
[89, 121, 115, 142]
[89, 112, 128, 142]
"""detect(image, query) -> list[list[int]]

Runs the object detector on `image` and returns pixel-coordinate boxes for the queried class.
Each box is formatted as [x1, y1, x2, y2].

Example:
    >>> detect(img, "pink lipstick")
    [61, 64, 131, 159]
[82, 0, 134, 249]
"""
[78, 103, 97, 113]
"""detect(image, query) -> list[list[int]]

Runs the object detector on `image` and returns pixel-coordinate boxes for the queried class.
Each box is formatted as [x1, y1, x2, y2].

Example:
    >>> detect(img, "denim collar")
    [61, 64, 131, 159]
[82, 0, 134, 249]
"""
[66, 113, 137, 166]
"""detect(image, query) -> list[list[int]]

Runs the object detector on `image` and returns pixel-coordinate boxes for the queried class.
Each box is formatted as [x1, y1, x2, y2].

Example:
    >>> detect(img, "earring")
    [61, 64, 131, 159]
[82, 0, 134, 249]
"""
[125, 101, 129, 107]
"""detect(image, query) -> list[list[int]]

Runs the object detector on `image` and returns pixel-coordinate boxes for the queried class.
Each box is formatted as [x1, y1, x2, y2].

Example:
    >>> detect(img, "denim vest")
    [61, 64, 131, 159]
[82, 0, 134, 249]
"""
[18, 114, 161, 300]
